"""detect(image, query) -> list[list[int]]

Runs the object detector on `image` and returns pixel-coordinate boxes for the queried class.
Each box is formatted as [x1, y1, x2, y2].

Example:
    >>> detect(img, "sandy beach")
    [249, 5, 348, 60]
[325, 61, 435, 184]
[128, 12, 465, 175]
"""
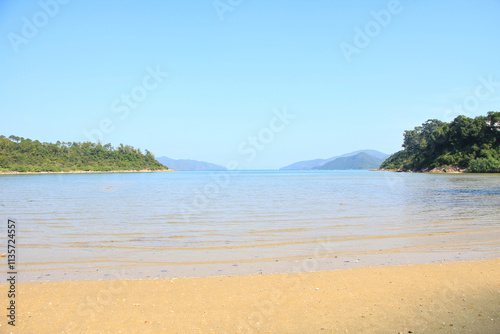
[2, 259, 498, 333]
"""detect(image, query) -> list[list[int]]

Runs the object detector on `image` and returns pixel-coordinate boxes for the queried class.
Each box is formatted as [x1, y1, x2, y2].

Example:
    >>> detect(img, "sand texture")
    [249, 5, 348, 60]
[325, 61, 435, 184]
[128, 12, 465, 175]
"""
[2, 259, 499, 333]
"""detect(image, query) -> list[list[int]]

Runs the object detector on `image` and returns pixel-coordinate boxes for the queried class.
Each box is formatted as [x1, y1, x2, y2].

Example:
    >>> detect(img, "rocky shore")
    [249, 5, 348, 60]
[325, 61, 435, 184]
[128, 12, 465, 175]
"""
[371, 165, 466, 173]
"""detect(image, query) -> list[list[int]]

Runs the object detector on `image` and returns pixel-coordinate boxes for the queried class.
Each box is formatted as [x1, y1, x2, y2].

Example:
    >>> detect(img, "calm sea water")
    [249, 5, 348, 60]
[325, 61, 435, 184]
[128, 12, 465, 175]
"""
[1, 170, 499, 282]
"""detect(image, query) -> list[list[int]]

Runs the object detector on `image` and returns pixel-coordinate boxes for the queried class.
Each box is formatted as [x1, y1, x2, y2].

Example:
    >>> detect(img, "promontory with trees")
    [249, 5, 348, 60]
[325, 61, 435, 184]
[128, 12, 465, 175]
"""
[2, 111, 499, 174]
[0, 136, 168, 172]
[380, 111, 500, 173]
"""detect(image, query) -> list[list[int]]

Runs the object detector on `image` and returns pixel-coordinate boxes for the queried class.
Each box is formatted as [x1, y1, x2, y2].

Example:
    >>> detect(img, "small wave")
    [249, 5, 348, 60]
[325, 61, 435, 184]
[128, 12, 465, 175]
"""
[440, 188, 500, 195]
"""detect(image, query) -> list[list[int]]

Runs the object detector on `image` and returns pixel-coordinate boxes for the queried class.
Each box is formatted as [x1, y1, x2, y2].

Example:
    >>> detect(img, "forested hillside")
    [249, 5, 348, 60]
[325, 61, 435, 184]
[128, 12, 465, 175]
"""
[380, 112, 500, 172]
[0, 135, 167, 172]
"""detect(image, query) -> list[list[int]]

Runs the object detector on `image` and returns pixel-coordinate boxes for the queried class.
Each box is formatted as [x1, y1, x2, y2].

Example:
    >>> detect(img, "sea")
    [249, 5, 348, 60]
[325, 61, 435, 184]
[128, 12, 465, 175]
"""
[1, 170, 499, 282]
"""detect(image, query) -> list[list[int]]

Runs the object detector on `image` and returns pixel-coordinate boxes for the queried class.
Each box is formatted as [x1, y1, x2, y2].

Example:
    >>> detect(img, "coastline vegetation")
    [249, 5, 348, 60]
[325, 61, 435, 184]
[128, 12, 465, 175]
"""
[381, 112, 500, 172]
[0, 136, 167, 172]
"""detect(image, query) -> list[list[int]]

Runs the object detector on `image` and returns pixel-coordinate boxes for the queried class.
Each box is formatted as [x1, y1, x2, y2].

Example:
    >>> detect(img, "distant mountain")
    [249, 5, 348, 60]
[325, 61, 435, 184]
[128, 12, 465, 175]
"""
[281, 150, 389, 170]
[281, 158, 333, 170]
[348, 149, 390, 161]
[156, 157, 226, 171]
[313, 152, 385, 170]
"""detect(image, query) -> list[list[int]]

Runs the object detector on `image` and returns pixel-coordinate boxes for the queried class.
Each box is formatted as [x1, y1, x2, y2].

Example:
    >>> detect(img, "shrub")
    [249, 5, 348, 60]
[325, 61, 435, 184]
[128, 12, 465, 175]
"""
[468, 157, 500, 173]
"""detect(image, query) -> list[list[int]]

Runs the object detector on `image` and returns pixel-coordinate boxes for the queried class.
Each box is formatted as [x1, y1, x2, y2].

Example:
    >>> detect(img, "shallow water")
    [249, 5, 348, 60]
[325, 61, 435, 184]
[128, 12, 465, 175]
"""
[0, 170, 499, 282]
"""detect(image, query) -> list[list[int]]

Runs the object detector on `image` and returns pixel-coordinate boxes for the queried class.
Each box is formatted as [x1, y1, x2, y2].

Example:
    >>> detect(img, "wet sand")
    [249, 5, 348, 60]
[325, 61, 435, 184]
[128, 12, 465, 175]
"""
[2, 259, 498, 333]
[15, 227, 500, 282]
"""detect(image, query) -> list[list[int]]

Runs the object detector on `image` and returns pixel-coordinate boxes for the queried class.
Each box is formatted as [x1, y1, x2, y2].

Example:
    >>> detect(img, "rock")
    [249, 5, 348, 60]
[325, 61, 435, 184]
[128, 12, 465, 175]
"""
[443, 165, 464, 173]
[426, 165, 465, 173]
[428, 167, 445, 173]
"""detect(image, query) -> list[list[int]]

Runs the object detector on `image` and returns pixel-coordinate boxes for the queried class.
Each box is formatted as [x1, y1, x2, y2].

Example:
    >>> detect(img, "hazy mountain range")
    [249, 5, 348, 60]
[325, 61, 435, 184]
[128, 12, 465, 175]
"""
[281, 150, 390, 170]
[156, 149, 390, 171]
[156, 157, 226, 171]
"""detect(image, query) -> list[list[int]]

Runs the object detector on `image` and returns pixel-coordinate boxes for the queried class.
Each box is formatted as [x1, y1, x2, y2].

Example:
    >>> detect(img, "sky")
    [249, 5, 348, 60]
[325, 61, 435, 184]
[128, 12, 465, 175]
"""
[1, 0, 499, 169]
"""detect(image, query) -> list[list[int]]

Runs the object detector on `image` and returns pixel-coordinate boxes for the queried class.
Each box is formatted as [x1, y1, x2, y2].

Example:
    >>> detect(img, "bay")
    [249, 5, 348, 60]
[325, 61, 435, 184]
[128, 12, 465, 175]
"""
[0, 170, 499, 282]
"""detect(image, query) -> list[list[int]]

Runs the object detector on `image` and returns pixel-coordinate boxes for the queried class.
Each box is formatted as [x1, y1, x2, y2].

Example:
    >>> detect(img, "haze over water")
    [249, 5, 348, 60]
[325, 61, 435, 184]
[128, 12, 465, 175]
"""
[1, 171, 499, 282]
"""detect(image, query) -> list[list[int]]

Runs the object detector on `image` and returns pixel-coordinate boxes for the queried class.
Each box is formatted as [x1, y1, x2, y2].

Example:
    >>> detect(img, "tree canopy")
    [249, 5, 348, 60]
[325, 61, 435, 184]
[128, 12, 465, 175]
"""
[380, 112, 500, 172]
[0, 136, 168, 172]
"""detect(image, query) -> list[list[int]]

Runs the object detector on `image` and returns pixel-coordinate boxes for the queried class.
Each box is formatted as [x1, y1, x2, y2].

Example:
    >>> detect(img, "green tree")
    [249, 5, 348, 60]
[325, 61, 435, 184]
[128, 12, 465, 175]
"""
[381, 111, 500, 172]
[0, 136, 168, 172]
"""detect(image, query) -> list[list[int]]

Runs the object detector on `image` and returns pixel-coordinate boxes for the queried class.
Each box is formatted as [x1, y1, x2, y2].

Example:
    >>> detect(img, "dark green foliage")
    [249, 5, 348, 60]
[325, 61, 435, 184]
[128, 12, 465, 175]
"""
[0, 136, 168, 172]
[379, 150, 411, 169]
[468, 157, 500, 173]
[380, 112, 500, 172]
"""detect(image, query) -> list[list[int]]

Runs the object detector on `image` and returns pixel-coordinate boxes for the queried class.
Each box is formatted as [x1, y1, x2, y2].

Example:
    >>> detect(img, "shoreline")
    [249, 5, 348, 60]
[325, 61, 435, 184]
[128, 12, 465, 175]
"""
[3, 259, 498, 333]
[0, 169, 176, 175]
[370, 165, 467, 173]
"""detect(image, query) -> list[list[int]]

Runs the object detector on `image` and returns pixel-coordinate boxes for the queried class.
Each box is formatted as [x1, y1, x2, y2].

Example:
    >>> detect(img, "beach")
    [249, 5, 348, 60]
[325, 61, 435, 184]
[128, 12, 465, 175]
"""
[3, 0, 499, 333]
[3, 259, 498, 333]
[2, 171, 499, 333]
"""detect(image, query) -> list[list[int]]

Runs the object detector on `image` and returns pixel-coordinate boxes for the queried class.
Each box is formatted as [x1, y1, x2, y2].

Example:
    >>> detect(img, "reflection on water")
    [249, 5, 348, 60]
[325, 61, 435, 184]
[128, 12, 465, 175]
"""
[0, 170, 499, 282]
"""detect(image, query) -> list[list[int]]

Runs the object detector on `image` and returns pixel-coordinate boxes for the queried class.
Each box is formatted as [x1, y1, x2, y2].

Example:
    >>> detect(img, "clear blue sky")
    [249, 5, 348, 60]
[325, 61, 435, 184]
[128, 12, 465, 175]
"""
[1, 0, 499, 169]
